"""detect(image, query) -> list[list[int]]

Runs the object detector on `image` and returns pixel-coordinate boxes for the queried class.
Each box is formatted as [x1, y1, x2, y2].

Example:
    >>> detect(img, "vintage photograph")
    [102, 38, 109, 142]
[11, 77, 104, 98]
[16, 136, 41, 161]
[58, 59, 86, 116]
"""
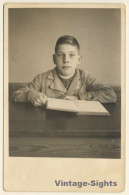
[8, 6, 122, 159]
[3, 3, 126, 192]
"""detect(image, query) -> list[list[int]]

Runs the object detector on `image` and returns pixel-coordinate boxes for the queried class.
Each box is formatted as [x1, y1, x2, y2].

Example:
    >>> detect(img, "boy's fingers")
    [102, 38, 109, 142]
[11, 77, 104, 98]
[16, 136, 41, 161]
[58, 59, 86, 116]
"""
[32, 97, 42, 106]
[36, 98, 41, 104]
[34, 98, 45, 106]
[32, 101, 41, 106]
[40, 94, 47, 104]
[43, 95, 47, 102]
[39, 96, 46, 105]
[30, 92, 47, 106]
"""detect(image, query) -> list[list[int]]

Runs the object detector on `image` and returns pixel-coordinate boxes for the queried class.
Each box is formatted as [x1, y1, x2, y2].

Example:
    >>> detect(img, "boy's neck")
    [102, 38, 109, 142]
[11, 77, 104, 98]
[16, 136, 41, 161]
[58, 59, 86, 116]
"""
[57, 70, 76, 79]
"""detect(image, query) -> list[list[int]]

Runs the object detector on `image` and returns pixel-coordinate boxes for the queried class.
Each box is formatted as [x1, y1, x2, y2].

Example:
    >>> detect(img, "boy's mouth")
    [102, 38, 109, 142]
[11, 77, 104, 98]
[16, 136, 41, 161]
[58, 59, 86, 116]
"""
[62, 66, 71, 69]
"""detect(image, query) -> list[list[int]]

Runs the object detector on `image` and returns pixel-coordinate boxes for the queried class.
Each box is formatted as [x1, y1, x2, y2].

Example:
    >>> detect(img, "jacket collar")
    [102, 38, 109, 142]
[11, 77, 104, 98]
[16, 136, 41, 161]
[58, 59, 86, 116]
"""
[47, 67, 81, 93]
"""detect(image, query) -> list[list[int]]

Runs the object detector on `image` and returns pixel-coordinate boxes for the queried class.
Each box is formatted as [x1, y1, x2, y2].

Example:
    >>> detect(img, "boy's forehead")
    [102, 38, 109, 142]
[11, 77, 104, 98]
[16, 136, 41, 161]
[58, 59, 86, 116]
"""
[56, 44, 79, 53]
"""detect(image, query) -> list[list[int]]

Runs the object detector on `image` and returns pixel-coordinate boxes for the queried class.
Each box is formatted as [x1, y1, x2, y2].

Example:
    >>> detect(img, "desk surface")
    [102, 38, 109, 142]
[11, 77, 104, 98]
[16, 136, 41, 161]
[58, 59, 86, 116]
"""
[9, 100, 121, 158]
[9, 100, 121, 137]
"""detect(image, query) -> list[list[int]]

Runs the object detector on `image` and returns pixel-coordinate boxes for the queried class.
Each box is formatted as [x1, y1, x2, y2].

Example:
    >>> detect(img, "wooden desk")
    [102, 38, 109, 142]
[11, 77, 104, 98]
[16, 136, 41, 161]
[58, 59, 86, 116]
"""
[9, 84, 121, 158]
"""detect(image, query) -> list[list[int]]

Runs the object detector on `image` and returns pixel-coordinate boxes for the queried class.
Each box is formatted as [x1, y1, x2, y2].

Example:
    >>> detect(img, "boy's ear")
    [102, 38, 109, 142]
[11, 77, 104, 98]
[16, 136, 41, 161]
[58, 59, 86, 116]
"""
[53, 54, 56, 64]
[78, 55, 82, 65]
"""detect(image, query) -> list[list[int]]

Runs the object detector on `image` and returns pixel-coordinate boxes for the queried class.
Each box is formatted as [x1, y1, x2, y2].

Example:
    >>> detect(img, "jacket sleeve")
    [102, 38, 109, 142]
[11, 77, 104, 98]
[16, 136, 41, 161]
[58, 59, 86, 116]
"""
[78, 72, 117, 103]
[11, 74, 42, 102]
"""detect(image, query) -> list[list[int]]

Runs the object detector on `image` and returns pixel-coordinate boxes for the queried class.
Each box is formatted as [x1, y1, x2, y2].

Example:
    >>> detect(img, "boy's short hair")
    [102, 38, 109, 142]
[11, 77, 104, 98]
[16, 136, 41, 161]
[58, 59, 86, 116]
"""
[55, 35, 80, 53]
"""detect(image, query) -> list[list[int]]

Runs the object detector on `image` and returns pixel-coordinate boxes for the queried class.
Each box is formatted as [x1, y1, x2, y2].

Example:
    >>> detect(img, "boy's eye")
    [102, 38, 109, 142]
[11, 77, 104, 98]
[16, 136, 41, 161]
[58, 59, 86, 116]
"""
[57, 53, 63, 57]
[69, 54, 75, 57]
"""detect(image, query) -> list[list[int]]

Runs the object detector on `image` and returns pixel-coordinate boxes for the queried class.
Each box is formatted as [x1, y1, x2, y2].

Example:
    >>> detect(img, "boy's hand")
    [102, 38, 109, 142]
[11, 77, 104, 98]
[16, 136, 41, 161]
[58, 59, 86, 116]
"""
[27, 91, 47, 106]
[64, 95, 78, 101]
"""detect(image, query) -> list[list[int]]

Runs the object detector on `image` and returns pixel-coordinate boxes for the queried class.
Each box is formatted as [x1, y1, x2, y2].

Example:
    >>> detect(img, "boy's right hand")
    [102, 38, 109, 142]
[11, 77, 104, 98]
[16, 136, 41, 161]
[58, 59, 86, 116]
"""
[27, 91, 47, 106]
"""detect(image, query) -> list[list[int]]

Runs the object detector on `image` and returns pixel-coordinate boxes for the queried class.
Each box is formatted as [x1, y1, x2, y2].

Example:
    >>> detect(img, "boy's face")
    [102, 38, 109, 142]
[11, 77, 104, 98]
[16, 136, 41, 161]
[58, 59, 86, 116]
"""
[53, 44, 81, 77]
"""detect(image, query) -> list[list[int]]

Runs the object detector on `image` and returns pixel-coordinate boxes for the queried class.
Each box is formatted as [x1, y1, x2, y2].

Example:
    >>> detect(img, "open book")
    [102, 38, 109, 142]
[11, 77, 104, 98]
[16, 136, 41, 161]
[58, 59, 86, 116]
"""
[46, 98, 110, 115]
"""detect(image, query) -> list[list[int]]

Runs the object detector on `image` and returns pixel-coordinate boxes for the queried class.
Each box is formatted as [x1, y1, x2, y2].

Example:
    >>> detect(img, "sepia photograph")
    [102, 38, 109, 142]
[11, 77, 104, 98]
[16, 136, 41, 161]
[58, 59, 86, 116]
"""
[8, 6, 121, 158]
[4, 3, 125, 192]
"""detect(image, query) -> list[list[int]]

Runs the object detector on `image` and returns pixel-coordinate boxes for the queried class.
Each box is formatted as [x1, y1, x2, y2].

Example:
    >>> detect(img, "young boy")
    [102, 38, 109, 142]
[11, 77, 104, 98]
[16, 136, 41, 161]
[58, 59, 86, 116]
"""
[11, 35, 117, 106]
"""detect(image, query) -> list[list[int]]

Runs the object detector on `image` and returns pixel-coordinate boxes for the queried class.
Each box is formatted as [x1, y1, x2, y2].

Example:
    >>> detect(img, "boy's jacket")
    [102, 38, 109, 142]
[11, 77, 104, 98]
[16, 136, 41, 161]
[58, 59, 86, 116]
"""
[11, 68, 117, 103]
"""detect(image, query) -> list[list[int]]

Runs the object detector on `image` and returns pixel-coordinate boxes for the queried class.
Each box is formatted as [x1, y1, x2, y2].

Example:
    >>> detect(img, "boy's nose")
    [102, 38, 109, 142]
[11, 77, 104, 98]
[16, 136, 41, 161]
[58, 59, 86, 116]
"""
[63, 55, 69, 63]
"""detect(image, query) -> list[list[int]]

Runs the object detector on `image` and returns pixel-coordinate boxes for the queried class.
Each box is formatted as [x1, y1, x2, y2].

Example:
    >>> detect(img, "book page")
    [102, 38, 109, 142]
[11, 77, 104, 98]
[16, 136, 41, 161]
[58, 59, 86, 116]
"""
[74, 100, 109, 115]
[47, 98, 78, 112]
